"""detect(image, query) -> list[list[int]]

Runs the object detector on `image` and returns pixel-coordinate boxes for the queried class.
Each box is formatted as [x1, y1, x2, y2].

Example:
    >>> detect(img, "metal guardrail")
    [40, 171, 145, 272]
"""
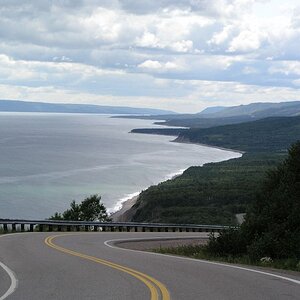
[0, 219, 230, 233]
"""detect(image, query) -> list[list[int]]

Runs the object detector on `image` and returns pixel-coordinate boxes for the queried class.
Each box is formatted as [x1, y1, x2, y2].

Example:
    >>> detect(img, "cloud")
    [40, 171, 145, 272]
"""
[228, 30, 265, 53]
[138, 60, 179, 71]
[0, 0, 299, 112]
[269, 61, 300, 76]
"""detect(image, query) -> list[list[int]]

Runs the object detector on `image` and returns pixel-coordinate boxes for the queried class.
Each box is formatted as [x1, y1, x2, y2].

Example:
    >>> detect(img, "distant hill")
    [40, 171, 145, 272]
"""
[199, 101, 300, 119]
[154, 101, 300, 128]
[197, 106, 227, 115]
[119, 101, 300, 129]
[0, 100, 176, 115]
[176, 116, 300, 152]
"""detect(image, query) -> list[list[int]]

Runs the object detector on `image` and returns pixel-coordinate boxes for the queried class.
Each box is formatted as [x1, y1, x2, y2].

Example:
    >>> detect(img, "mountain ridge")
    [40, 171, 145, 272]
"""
[0, 99, 176, 115]
[198, 101, 300, 119]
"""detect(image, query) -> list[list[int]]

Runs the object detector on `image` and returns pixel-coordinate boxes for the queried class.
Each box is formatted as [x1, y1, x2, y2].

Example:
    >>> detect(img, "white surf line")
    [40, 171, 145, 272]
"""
[0, 234, 19, 300]
[104, 236, 300, 286]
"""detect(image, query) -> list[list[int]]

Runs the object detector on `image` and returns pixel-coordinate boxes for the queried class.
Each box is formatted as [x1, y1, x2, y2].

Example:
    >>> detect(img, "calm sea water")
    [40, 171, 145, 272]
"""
[0, 113, 241, 219]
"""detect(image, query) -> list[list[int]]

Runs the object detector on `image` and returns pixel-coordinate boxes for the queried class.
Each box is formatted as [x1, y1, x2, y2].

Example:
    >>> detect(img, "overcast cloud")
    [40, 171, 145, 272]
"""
[0, 0, 300, 112]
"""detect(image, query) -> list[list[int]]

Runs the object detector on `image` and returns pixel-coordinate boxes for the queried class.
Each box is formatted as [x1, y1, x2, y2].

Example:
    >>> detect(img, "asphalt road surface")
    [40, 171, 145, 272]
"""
[0, 232, 299, 300]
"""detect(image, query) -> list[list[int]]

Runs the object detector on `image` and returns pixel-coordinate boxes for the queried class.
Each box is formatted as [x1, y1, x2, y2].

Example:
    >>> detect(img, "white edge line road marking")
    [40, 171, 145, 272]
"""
[0, 234, 20, 300]
[0, 262, 18, 300]
[104, 236, 300, 286]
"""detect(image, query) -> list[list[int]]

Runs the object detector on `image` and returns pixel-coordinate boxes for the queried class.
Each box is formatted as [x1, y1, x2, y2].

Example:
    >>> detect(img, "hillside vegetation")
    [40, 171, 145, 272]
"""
[130, 153, 284, 225]
[190, 142, 300, 270]
[127, 116, 300, 225]
[176, 116, 300, 152]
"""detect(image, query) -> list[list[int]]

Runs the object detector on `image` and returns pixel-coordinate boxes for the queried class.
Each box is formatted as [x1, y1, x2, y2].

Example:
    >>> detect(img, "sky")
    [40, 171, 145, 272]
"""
[0, 0, 300, 113]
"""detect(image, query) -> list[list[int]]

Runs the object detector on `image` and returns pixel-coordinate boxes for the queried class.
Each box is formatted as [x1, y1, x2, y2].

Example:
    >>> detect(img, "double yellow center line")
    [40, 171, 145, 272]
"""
[45, 234, 170, 300]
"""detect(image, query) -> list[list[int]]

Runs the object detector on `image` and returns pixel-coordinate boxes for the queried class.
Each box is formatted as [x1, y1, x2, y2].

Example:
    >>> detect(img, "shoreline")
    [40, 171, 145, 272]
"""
[111, 169, 186, 222]
[111, 147, 242, 222]
[172, 136, 245, 155]
[130, 127, 245, 155]
[112, 127, 244, 222]
[111, 195, 140, 221]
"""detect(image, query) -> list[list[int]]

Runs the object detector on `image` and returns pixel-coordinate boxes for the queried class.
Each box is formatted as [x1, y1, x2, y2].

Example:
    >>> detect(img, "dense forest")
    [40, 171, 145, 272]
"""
[127, 116, 300, 225]
[176, 116, 300, 152]
[202, 142, 300, 269]
[130, 153, 284, 225]
[157, 143, 300, 270]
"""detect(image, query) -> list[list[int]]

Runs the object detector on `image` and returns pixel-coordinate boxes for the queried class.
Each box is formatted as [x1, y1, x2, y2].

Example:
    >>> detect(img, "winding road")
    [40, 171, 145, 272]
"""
[0, 232, 299, 299]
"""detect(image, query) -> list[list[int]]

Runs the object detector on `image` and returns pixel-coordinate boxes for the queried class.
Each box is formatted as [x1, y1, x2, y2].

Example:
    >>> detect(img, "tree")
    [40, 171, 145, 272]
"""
[50, 194, 111, 222]
[242, 141, 300, 259]
[206, 141, 300, 261]
[79, 194, 111, 221]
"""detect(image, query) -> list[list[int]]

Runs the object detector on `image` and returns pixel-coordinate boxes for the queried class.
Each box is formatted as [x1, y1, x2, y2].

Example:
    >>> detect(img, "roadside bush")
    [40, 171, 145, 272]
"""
[205, 229, 247, 257]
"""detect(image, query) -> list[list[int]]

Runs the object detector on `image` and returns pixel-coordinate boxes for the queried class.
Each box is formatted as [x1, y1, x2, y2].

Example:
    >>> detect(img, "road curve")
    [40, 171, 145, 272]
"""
[0, 232, 299, 300]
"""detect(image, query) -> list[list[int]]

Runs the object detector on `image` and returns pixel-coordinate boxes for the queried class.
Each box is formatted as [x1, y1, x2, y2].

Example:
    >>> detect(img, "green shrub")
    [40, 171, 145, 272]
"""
[205, 229, 247, 257]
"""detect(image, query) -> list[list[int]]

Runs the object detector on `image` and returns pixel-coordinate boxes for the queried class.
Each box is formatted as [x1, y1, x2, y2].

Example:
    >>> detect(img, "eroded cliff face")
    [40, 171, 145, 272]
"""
[111, 196, 141, 222]
[115, 206, 138, 222]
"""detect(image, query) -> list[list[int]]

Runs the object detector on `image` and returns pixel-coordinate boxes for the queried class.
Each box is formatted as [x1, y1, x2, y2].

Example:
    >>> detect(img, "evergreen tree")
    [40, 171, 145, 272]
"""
[207, 141, 300, 260]
[242, 141, 300, 259]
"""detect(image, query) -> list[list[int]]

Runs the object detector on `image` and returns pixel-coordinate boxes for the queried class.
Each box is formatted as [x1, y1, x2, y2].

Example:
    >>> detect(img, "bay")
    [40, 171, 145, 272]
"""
[0, 113, 241, 219]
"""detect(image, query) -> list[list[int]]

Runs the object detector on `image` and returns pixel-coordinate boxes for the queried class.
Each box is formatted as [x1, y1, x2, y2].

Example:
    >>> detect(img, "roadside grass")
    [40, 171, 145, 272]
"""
[153, 244, 300, 272]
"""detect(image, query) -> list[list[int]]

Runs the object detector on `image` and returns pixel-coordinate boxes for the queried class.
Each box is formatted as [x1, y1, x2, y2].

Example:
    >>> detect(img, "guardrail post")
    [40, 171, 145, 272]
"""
[118, 226, 122, 232]
[3, 224, 8, 232]
[85, 225, 89, 232]
[102, 226, 106, 232]
[134, 227, 138, 232]
[179, 228, 182, 232]
[126, 226, 130, 232]
[67, 225, 71, 232]
[12, 223, 16, 232]
[157, 227, 161, 232]
[172, 227, 176, 232]
[93, 226, 97, 232]
[76, 226, 80, 232]
[186, 228, 189, 232]
[142, 227, 146, 232]
[29, 224, 34, 232]
[57, 225, 62, 232]
[150, 227, 153, 232]
[48, 225, 53, 232]
[192, 228, 196, 232]
[39, 224, 44, 232]
[21, 224, 25, 232]
[165, 227, 168, 232]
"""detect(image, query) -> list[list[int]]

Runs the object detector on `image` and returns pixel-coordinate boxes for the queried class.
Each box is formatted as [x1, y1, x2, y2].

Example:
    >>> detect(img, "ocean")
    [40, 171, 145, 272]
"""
[0, 113, 241, 219]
